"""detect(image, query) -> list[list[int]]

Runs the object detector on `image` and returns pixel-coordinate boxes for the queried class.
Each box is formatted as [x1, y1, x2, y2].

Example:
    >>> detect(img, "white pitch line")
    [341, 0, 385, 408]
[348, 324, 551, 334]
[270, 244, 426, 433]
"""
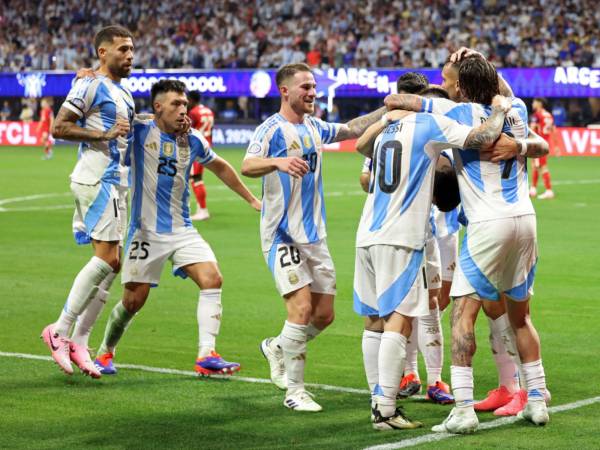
[0, 192, 71, 205]
[0, 351, 369, 395]
[363, 395, 600, 450]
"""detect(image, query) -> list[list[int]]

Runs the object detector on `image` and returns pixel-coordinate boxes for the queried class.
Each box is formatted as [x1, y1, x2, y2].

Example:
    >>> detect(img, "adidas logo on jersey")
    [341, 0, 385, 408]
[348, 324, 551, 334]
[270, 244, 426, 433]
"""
[291, 353, 306, 361]
[426, 339, 442, 347]
[289, 141, 301, 152]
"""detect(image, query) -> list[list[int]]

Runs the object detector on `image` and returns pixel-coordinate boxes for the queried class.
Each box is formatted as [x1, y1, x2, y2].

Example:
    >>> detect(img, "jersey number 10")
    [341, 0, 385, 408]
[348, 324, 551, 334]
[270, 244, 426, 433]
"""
[370, 140, 402, 193]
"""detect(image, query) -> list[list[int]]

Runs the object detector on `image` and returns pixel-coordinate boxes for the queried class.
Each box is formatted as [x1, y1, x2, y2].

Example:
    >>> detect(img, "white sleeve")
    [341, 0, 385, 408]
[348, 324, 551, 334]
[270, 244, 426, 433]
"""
[428, 113, 473, 151]
[63, 77, 97, 118]
[422, 97, 460, 116]
[244, 124, 271, 159]
[361, 157, 372, 174]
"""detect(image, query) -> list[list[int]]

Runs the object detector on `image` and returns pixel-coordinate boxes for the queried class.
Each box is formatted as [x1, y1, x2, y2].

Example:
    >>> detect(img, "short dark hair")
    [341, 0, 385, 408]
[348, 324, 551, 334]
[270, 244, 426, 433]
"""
[533, 97, 549, 109]
[458, 56, 499, 105]
[93, 25, 133, 57]
[434, 164, 460, 212]
[396, 72, 428, 94]
[418, 86, 450, 99]
[276, 63, 312, 87]
[188, 90, 201, 104]
[150, 79, 187, 111]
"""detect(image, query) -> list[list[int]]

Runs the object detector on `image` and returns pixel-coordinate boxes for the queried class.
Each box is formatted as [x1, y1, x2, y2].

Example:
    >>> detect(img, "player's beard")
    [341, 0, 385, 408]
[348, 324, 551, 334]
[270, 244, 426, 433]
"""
[111, 61, 132, 79]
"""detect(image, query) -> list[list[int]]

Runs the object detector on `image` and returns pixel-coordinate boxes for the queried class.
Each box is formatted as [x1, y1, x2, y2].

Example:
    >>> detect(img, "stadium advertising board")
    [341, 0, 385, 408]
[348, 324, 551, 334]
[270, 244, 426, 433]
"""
[1, 121, 598, 156]
[1, 67, 599, 99]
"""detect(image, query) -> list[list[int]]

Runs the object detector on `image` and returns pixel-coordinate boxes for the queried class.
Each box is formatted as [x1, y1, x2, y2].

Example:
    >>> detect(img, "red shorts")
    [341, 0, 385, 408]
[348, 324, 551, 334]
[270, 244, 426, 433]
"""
[536, 156, 548, 167]
[39, 130, 52, 145]
[191, 161, 204, 177]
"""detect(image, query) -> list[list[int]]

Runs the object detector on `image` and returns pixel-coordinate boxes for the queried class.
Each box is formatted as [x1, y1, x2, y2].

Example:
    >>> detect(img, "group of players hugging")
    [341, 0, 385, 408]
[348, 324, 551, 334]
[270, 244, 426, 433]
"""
[40, 25, 551, 434]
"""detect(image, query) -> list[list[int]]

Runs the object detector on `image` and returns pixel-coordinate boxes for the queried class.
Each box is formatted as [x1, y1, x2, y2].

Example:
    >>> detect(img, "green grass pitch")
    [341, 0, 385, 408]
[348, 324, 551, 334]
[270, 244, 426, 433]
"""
[0, 145, 599, 449]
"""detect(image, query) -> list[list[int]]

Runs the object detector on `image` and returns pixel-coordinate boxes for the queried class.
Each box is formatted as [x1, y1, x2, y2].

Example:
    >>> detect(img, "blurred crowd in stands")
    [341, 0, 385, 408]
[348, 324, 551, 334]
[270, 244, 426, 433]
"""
[1, 0, 598, 71]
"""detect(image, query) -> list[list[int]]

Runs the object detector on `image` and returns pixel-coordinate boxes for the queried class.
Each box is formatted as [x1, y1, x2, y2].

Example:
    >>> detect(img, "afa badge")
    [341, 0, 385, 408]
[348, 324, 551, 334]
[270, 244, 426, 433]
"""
[287, 270, 299, 285]
[303, 135, 312, 149]
[163, 142, 175, 157]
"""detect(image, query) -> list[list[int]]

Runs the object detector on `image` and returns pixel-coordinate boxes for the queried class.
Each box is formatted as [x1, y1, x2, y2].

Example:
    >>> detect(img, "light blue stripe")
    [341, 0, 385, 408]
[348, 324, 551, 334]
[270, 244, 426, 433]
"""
[298, 125, 318, 241]
[155, 133, 176, 233]
[93, 82, 120, 184]
[401, 114, 438, 214]
[275, 171, 293, 244]
[82, 181, 112, 241]
[267, 242, 279, 273]
[128, 122, 151, 235]
[500, 158, 519, 204]
[369, 133, 394, 232]
[459, 233, 499, 300]
[446, 208, 460, 234]
[505, 261, 537, 300]
[353, 289, 380, 316]
[377, 249, 424, 317]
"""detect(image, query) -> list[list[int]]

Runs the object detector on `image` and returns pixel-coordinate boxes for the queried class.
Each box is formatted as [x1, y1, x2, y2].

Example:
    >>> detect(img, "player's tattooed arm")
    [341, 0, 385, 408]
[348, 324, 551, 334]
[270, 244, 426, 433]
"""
[383, 94, 424, 113]
[463, 97, 511, 150]
[53, 107, 129, 142]
[334, 106, 388, 142]
[490, 129, 549, 162]
[356, 110, 413, 157]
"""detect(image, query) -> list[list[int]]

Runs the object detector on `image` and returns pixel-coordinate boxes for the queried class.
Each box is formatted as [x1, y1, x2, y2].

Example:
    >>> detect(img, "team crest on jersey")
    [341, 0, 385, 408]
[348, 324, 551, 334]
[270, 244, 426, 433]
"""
[287, 270, 299, 285]
[163, 142, 175, 157]
[179, 146, 189, 161]
[302, 135, 312, 149]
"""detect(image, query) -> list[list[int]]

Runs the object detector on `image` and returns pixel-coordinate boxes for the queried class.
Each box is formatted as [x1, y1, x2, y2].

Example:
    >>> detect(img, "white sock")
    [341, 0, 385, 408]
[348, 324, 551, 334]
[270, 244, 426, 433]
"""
[419, 307, 443, 386]
[362, 329, 382, 392]
[55, 256, 113, 336]
[70, 270, 117, 347]
[375, 331, 407, 417]
[197, 289, 222, 358]
[97, 301, 135, 355]
[451, 365, 474, 408]
[521, 359, 547, 399]
[404, 318, 419, 377]
[306, 322, 322, 342]
[487, 315, 520, 393]
[280, 321, 307, 394]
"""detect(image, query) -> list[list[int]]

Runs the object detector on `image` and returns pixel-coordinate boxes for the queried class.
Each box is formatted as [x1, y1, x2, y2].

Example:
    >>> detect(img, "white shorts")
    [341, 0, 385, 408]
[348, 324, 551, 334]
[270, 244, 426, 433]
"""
[353, 245, 429, 318]
[122, 227, 216, 286]
[71, 181, 127, 245]
[436, 232, 459, 282]
[425, 235, 442, 290]
[450, 215, 537, 301]
[264, 239, 336, 297]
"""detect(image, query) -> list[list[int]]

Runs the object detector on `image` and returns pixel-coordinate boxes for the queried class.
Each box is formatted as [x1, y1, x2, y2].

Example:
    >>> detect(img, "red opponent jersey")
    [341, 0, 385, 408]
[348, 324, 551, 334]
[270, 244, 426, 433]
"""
[188, 104, 214, 146]
[530, 109, 554, 142]
[39, 106, 53, 133]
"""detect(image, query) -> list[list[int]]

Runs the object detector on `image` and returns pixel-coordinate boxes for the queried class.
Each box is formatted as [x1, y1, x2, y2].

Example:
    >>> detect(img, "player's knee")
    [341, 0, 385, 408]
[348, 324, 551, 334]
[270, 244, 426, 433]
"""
[313, 310, 334, 329]
[201, 271, 223, 289]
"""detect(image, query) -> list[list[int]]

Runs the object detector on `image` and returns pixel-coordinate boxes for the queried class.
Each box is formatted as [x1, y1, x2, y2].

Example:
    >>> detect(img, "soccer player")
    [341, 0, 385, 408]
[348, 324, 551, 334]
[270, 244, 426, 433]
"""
[241, 62, 389, 412]
[385, 55, 551, 432]
[529, 97, 555, 199]
[40, 25, 135, 378]
[359, 81, 455, 405]
[93, 80, 260, 376]
[187, 91, 215, 220]
[37, 97, 54, 160]
[353, 92, 512, 430]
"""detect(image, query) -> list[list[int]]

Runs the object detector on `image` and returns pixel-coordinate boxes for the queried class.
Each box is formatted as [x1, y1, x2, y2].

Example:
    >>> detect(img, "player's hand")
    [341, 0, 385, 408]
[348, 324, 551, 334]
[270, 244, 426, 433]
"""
[450, 47, 485, 63]
[76, 67, 95, 79]
[249, 197, 262, 211]
[491, 95, 512, 113]
[489, 133, 519, 162]
[181, 115, 192, 134]
[384, 94, 403, 110]
[275, 157, 309, 178]
[103, 118, 130, 140]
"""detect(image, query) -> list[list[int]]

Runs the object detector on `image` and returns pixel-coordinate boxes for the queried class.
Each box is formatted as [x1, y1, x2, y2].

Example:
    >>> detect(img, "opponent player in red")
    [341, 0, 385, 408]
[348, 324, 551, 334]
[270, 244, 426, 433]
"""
[529, 98, 555, 199]
[37, 97, 54, 160]
[187, 91, 215, 220]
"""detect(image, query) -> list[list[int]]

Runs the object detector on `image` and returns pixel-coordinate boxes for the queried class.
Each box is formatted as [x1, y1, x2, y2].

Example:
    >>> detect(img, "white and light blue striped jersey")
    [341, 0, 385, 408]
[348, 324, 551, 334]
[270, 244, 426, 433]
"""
[64, 75, 135, 187]
[245, 113, 342, 252]
[128, 121, 216, 234]
[356, 113, 473, 250]
[420, 97, 535, 223]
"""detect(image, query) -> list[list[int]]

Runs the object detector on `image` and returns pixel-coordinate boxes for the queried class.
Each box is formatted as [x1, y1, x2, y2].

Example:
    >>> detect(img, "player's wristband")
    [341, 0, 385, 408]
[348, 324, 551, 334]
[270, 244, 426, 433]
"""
[380, 113, 389, 127]
[518, 139, 528, 156]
